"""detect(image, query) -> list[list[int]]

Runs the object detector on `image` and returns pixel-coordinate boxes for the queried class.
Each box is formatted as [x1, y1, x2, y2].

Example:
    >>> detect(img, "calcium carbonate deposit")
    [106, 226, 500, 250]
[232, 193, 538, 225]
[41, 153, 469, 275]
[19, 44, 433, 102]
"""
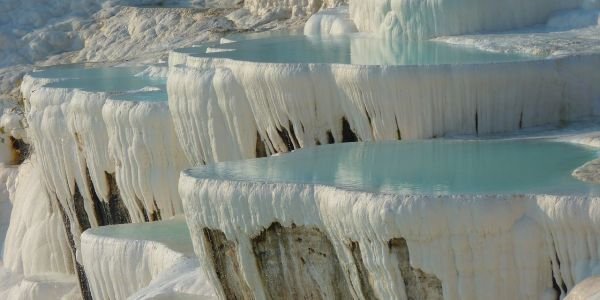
[1, 0, 600, 299]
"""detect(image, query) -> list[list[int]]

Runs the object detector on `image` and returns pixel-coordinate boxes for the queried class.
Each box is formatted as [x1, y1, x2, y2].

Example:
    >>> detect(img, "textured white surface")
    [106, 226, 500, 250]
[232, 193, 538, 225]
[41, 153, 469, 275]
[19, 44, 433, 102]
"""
[566, 276, 600, 299]
[2, 160, 72, 277]
[245, 0, 346, 16]
[169, 51, 600, 164]
[304, 7, 357, 36]
[0, 2, 238, 100]
[437, 8, 600, 58]
[24, 71, 187, 223]
[81, 218, 216, 300]
[349, 0, 585, 39]
[0, 165, 18, 262]
[180, 167, 600, 300]
[0, 159, 76, 300]
[103, 97, 189, 222]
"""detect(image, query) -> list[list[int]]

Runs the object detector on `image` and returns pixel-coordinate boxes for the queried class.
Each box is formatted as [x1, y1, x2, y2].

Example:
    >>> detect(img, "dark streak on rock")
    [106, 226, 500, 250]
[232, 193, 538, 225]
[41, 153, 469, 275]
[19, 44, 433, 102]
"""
[475, 111, 479, 136]
[519, 111, 524, 130]
[73, 184, 91, 231]
[326, 130, 335, 144]
[256, 132, 268, 158]
[349, 241, 378, 299]
[57, 199, 92, 300]
[389, 238, 443, 300]
[252, 222, 353, 300]
[202, 228, 253, 300]
[276, 126, 295, 152]
[104, 172, 131, 224]
[85, 169, 131, 226]
[9, 137, 29, 164]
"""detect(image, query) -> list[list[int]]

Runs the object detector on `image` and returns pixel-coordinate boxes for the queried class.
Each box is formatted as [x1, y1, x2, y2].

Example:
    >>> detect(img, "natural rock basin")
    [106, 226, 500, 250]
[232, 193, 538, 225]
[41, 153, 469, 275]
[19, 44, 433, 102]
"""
[168, 30, 600, 167]
[20, 63, 186, 297]
[185, 32, 533, 65]
[180, 139, 600, 300]
[39, 66, 165, 93]
[81, 218, 217, 299]
[189, 139, 600, 196]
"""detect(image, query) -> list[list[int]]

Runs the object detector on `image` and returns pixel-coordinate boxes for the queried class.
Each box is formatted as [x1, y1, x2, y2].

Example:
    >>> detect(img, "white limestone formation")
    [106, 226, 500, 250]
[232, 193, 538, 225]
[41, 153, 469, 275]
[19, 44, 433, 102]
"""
[0, 159, 78, 300]
[245, 0, 347, 16]
[103, 95, 189, 222]
[304, 7, 358, 36]
[180, 166, 600, 300]
[81, 218, 216, 300]
[168, 51, 600, 165]
[349, 0, 586, 39]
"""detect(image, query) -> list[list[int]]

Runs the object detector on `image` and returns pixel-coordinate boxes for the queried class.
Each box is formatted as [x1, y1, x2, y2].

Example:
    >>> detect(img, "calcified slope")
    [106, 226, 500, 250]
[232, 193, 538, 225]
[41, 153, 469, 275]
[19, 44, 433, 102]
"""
[304, 7, 357, 35]
[245, 0, 346, 16]
[23, 68, 187, 224]
[0, 159, 77, 300]
[103, 92, 189, 222]
[349, 0, 586, 39]
[21, 68, 187, 296]
[566, 277, 600, 299]
[81, 218, 216, 299]
[168, 49, 600, 164]
[179, 140, 600, 300]
[0, 165, 17, 259]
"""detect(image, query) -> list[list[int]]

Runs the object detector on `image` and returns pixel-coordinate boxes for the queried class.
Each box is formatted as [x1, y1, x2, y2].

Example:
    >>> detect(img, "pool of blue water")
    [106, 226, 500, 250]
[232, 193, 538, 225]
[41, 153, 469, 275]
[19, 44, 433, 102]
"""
[185, 32, 534, 65]
[190, 140, 600, 196]
[33, 64, 166, 96]
[109, 90, 168, 102]
[86, 217, 193, 255]
[31, 64, 145, 79]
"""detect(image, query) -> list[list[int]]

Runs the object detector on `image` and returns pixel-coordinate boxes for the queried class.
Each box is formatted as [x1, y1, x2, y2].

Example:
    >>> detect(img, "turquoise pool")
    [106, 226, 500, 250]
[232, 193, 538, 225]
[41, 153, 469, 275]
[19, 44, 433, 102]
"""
[33, 64, 166, 96]
[86, 218, 193, 255]
[189, 140, 600, 196]
[187, 33, 534, 65]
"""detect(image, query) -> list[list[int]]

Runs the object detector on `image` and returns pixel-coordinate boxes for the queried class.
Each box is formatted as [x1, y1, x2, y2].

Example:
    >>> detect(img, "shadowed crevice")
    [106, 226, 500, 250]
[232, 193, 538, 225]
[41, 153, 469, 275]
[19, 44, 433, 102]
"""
[342, 117, 358, 143]
[9, 136, 29, 164]
[256, 132, 268, 158]
[57, 200, 92, 300]
[73, 184, 91, 231]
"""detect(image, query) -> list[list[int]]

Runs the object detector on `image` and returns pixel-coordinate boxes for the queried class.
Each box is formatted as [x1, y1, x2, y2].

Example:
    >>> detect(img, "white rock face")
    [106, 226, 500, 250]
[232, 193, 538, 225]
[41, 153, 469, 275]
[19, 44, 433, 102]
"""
[2, 160, 72, 278]
[0, 159, 77, 300]
[0, 165, 18, 262]
[436, 6, 600, 58]
[21, 68, 189, 297]
[245, 0, 347, 16]
[81, 218, 216, 300]
[304, 7, 358, 36]
[168, 51, 600, 164]
[0, 273, 80, 300]
[0, 3, 238, 101]
[180, 169, 600, 300]
[349, 0, 585, 39]
[566, 276, 600, 299]
[103, 96, 189, 222]
[24, 72, 188, 228]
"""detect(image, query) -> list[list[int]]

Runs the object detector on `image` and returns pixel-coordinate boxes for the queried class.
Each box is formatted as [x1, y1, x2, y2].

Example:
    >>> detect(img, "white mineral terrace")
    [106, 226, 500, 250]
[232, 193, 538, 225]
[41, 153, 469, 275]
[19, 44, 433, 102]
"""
[180, 139, 600, 300]
[168, 31, 600, 166]
[3, 0, 600, 299]
[15, 64, 189, 298]
[350, 0, 589, 39]
[81, 217, 216, 299]
[22, 64, 186, 233]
